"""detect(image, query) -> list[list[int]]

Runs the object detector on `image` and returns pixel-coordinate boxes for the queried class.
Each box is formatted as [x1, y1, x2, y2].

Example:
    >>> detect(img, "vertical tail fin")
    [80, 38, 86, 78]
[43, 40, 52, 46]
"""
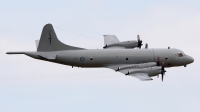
[37, 24, 84, 51]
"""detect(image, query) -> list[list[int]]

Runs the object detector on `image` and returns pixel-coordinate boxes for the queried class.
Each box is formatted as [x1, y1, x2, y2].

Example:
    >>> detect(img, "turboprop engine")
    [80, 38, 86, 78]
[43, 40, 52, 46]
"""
[115, 62, 166, 81]
[125, 67, 165, 77]
[103, 35, 143, 49]
[115, 62, 157, 71]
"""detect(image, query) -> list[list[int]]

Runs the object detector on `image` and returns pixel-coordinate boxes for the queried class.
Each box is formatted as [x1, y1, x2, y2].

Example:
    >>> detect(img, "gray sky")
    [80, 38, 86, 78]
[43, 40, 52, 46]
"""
[1, 0, 200, 112]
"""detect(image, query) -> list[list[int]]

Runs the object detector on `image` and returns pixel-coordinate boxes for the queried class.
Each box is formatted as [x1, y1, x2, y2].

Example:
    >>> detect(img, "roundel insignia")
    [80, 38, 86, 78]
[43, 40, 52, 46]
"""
[80, 57, 85, 62]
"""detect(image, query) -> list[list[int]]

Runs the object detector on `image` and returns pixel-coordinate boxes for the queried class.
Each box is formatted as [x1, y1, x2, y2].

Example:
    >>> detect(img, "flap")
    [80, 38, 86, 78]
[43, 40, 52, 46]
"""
[129, 73, 152, 80]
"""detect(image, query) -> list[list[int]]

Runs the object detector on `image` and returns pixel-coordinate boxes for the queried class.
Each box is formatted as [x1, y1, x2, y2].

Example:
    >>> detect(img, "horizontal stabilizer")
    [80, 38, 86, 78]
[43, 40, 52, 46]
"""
[7, 51, 56, 60]
[6, 52, 25, 54]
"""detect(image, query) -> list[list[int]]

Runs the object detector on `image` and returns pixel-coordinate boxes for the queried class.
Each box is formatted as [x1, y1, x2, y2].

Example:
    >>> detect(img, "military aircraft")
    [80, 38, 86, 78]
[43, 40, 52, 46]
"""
[7, 24, 194, 81]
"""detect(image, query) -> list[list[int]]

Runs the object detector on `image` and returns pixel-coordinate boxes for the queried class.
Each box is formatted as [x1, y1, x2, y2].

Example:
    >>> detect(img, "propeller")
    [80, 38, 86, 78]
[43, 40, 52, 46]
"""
[137, 35, 143, 49]
[161, 62, 166, 82]
[156, 58, 167, 81]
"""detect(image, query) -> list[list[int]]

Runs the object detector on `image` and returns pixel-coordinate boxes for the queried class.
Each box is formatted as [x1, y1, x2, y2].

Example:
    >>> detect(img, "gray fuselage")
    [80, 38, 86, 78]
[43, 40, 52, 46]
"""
[25, 48, 194, 68]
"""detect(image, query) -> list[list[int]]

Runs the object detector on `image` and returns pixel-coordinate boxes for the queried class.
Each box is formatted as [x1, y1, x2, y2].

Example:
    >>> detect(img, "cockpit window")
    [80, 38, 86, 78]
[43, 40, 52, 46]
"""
[178, 53, 183, 57]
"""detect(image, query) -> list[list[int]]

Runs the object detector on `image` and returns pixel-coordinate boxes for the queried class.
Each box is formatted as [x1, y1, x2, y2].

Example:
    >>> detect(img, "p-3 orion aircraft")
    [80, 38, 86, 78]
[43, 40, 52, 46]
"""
[7, 24, 194, 81]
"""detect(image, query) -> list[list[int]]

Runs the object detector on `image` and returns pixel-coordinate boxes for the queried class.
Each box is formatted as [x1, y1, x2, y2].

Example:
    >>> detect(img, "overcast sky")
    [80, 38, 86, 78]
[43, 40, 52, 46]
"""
[1, 0, 200, 112]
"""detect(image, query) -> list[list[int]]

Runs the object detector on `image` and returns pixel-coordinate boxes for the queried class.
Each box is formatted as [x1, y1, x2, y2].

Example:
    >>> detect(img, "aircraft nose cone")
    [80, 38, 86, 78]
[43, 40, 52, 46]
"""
[188, 56, 194, 64]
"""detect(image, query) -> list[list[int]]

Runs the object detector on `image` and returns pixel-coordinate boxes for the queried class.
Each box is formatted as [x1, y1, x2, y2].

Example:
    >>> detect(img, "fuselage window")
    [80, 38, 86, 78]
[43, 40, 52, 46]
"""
[90, 57, 93, 60]
[126, 58, 128, 60]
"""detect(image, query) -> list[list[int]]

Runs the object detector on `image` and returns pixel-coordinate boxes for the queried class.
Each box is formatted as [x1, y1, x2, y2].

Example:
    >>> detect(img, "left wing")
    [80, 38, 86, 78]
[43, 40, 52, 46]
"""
[106, 62, 157, 81]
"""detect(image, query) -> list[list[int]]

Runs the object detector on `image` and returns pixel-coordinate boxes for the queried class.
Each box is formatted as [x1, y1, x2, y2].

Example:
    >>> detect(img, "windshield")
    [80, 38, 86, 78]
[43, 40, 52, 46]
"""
[178, 52, 183, 57]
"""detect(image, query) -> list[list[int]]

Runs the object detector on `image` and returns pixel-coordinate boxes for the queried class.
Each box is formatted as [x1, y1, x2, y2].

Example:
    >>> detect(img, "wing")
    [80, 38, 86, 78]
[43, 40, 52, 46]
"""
[103, 35, 125, 49]
[104, 35, 119, 46]
[106, 62, 157, 81]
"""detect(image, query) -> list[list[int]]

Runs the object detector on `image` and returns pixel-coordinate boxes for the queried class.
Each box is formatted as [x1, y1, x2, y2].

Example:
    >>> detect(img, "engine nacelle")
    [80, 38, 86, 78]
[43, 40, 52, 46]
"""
[116, 62, 157, 71]
[126, 67, 162, 77]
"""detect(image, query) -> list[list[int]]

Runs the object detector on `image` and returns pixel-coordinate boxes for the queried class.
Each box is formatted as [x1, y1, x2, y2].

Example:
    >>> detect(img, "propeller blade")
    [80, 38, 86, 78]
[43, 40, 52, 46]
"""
[157, 57, 160, 66]
[137, 35, 143, 49]
[161, 61, 166, 82]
